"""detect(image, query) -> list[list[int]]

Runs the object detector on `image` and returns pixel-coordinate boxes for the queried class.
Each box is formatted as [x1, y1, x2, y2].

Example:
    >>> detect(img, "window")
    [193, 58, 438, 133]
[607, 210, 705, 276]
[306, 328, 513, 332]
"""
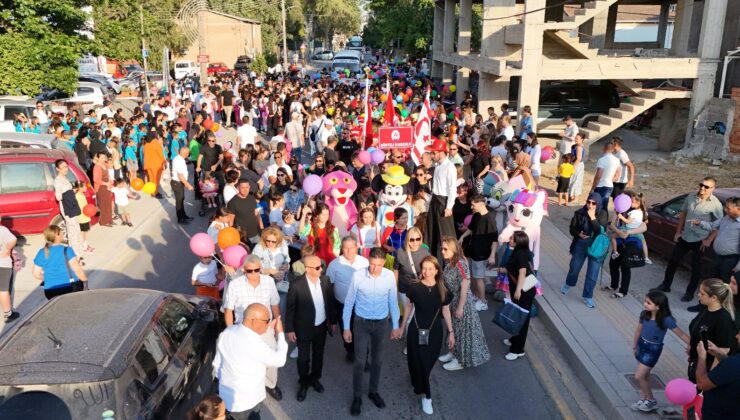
[562, 89, 589, 106]
[134, 330, 170, 386]
[661, 195, 686, 218]
[48, 163, 78, 184]
[157, 299, 193, 348]
[0, 163, 49, 194]
[77, 87, 94, 95]
[3, 105, 32, 120]
[540, 89, 563, 106]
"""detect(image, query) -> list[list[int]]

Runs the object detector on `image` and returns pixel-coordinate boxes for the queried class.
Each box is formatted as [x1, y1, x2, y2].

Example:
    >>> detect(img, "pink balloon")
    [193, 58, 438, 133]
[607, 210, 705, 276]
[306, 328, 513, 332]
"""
[190, 233, 215, 257]
[223, 244, 248, 268]
[614, 193, 632, 213]
[463, 214, 472, 227]
[665, 378, 696, 405]
[303, 174, 323, 196]
[371, 149, 385, 164]
[358, 150, 371, 165]
[540, 148, 553, 162]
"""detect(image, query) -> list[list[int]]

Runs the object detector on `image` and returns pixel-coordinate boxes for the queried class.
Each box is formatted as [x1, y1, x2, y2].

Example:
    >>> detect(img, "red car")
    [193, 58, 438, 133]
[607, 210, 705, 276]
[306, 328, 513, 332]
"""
[0, 149, 98, 236]
[207, 62, 230, 76]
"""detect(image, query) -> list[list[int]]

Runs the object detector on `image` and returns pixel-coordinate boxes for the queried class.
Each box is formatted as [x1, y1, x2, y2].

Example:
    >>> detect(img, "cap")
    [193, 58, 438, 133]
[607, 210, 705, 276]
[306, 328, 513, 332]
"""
[425, 137, 447, 152]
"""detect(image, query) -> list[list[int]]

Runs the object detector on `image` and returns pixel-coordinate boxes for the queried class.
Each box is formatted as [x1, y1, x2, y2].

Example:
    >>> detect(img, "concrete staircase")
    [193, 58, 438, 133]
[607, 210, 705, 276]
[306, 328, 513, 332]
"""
[543, 0, 620, 31]
[580, 89, 692, 144]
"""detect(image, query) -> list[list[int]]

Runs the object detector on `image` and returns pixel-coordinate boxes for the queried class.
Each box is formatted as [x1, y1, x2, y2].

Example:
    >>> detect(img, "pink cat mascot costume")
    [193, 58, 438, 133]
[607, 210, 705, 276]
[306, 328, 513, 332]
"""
[322, 170, 358, 237]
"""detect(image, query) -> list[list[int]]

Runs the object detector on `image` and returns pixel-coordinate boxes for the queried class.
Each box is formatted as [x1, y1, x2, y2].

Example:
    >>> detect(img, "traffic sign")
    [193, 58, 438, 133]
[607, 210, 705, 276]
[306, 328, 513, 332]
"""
[197, 54, 209, 63]
[378, 127, 413, 149]
[142, 48, 148, 58]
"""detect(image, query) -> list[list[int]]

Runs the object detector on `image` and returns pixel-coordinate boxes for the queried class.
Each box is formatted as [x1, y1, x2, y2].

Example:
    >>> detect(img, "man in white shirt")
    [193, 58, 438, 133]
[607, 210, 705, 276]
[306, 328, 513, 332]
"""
[589, 140, 622, 210]
[237, 116, 258, 150]
[285, 112, 305, 160]
[317, 119, 334, 154]
[559, 115, 579, 157]
[425, 138, 458, 258]
[213, 303, 288, 419]
[611, 136, 635, 198]
[266, 146, 293, 184]
[223, 255, 284, 401]
[326, 237, 369, 361]
[170, 147, 194, 224]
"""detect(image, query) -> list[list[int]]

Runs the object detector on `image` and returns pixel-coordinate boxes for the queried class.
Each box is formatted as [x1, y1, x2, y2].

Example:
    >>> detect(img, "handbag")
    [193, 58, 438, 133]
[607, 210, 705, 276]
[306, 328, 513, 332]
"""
[620, 240, 645, 268]
[414, 309, 439, 346]
[492, 299, 530, 336]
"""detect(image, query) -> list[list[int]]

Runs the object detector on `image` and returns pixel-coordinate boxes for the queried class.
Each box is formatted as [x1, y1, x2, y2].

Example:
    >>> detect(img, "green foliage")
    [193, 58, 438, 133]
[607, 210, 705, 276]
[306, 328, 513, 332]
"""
[264, 51, 278, 67]
[249, 53, 268, 74]
[0, 0, 95, 95]
[92, 0, 189, 71]
[363, 0, 434, 56]
[308, 0, 361, 43]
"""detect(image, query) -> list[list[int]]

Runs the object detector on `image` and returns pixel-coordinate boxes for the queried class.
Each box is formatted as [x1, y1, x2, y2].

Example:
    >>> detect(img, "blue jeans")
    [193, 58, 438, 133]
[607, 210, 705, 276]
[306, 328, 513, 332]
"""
[593, 186, 613, 211]
[565, 238, 602, 299]
[291, 147, 302, 161]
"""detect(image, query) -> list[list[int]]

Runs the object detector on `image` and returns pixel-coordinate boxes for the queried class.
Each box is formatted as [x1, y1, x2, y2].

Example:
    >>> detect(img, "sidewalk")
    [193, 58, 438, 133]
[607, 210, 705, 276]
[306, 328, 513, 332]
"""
[535, 218, 691, 419]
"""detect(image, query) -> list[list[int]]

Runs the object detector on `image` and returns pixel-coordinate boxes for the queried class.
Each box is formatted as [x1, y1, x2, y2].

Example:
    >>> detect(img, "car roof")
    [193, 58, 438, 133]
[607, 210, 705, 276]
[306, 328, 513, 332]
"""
[0, 133, 57, 148]
[0, 147, 74, 160]
[77, 81, 103, 89]
[0, 289, 166, 384]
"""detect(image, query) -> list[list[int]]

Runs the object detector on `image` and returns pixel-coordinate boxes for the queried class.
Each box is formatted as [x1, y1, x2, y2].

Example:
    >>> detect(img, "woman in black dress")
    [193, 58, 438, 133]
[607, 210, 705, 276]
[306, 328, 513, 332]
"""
[503, 230, 536, 361]
[400, 256, 454, 415]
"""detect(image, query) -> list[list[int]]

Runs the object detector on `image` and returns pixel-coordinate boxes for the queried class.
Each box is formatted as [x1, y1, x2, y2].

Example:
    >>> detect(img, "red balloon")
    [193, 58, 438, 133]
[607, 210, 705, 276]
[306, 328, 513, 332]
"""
[399, 81, 405, 89]
[203, 119, 214, 130]
[82, 204, 96, 218]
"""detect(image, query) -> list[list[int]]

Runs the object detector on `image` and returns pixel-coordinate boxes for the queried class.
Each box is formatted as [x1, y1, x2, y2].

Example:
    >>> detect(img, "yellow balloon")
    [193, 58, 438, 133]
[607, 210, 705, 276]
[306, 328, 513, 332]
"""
[449, 84, 457, 93]
[327, 107, 335, 116]
[142, 182, 156, 195]
[211, 122, 220, 133]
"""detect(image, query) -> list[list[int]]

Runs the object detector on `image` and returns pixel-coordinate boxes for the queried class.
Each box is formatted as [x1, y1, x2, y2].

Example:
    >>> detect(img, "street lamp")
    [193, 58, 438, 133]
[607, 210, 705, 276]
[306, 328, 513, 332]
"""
[281, 2, 300, 70]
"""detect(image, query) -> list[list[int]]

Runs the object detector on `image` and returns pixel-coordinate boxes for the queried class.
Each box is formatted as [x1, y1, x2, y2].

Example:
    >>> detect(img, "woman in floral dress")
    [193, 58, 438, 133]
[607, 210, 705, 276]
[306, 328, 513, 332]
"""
[437, 236, 490, 370]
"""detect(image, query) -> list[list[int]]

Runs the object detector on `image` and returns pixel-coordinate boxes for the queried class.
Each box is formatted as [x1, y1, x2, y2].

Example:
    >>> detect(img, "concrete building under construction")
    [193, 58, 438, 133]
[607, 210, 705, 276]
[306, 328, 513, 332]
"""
[431, 0, 739, 158]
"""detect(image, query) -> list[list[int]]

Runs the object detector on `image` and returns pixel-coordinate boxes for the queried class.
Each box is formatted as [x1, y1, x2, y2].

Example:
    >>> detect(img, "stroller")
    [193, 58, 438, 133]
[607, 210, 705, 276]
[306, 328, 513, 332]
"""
[198, 173, 221, 217]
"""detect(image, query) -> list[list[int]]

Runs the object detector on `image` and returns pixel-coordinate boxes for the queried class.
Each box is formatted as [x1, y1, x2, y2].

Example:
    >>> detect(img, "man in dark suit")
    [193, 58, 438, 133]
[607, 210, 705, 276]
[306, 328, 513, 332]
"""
[285, 255, 338, 401]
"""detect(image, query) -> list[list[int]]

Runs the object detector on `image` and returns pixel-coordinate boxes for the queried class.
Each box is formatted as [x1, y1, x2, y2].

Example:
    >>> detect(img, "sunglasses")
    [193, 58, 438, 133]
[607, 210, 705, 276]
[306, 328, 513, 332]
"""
[264, 239, 277, 244]
[408, 237, 422, 242]
[586, 200, 597, 205]
[277, 173, 286, 177]
[290, 188, 298, 192]
[698, 183, 712, 190]
[306, 265, 322, 270]
[440, 247, 450, 252]
[244, 268, 261, 273]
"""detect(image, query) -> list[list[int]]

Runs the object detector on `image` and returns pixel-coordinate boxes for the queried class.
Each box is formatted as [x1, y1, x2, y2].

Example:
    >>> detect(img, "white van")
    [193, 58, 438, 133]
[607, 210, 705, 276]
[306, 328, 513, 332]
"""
[174, 61, 197, 80]
[347, 36, 363, 52]
[332, 50, 362, 74]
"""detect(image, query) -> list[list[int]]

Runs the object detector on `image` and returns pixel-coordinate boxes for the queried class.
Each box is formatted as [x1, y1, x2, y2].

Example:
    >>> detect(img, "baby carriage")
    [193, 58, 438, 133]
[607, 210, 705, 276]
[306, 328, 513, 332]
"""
[198, 175, 220, 217]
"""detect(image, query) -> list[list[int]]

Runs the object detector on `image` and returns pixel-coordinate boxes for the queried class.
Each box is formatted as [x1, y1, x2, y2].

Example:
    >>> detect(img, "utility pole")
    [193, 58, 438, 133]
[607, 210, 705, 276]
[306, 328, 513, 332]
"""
[140, 3, 150, 100]
[198, 0, 208, 82]
[281, 0, 288, 70]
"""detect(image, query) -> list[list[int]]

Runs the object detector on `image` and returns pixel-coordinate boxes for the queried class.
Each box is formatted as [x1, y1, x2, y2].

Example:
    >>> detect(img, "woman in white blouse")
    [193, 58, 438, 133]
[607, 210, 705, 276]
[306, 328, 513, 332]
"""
[350, 207, 381, 259]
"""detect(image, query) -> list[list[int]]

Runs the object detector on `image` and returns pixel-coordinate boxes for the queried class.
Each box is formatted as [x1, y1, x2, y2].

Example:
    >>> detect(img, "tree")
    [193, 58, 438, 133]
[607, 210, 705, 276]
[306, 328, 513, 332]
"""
[306, 0, 361, 47]
[92, 0, 189, 71]
[362, 0, 434, 56]
[0, 0, 95, 95]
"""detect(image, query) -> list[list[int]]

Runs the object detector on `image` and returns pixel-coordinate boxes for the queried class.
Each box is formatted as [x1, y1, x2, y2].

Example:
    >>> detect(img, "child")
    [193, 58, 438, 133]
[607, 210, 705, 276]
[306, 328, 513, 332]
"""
[207, 207, 234, 245]
[74, 182, 94, 253]
[124, 137, 138, 181]
[191, 255, 222, 301]
[199, 174, 219, 208]
[269, 193, 285, 226]
[610, 190, 651, 263]
[111, 178, 133, 227]
[556, 154, 574, 206]
[280, 209, 298, 239]
[631, 291, 689, 412]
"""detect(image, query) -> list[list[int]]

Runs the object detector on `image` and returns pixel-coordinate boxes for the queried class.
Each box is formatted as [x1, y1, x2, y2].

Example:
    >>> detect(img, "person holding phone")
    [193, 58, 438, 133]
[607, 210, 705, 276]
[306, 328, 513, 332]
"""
[695, 327, 740, 419]
[458, 195, 498, 312]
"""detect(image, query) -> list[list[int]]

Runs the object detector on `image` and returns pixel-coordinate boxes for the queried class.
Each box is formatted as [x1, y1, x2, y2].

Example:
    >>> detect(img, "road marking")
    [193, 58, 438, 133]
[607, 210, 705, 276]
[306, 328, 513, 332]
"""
[527, 325, 577, 420]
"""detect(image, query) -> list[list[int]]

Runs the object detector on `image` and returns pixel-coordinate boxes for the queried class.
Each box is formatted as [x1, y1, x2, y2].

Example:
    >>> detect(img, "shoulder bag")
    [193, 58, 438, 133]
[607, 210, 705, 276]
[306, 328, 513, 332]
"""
[414, 309, 439, 346]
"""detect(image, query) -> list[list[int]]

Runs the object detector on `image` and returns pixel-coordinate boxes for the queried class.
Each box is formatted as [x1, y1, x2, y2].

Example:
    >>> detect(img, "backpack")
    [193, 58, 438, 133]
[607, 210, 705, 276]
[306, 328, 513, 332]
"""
[587, 226, 609, 260]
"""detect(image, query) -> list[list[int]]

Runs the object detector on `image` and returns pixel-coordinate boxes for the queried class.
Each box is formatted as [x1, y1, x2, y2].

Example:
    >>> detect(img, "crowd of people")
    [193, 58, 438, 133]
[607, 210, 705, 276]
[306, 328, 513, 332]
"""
[2, 52, 738, 419]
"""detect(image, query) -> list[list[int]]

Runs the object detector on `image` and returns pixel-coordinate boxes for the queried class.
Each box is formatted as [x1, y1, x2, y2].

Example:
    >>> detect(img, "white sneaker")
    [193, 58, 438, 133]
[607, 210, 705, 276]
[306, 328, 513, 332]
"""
[505, 352, 525, 361]
[289, 347, 298, 359]
[630, 399, 646, 411]
[403, 346, 407, 355]
[438, 352, 454, 363]
[442, 359, 463, 371]
[502, 338, 512, 346]
[474, 300, 489, 311]
[421, 397, 433, 415]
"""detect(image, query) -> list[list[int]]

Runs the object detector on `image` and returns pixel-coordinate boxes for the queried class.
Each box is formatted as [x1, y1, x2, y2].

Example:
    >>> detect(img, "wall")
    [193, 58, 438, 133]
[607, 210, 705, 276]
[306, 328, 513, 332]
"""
[678, 97, 736, 159]
[180, 12, 263, 68]
[731, 87, 740, 156]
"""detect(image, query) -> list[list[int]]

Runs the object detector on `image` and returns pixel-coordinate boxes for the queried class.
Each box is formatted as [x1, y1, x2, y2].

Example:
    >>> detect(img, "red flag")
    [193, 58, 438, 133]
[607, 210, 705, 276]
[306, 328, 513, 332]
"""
[383, 78, 395, 126]
[363, 76, 373, 149]
[411, 88, 432, 166]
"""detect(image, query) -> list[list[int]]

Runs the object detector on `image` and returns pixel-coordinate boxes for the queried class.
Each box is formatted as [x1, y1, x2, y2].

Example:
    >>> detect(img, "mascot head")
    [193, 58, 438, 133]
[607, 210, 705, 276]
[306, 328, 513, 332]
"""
[379, 165, 411, 208]
[322, 170, 357, 206]
[486, 174, 526, 211]
[506, 188, 548, 229]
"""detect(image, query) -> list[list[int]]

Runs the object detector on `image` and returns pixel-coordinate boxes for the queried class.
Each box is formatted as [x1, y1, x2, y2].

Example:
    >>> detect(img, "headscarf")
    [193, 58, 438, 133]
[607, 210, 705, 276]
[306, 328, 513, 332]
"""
[578, 192, 603, 234]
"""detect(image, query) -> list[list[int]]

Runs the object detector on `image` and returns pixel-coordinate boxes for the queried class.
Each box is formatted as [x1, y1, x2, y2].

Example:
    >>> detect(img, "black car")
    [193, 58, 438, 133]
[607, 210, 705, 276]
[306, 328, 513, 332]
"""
[234, 55, 252, 73]
[0, 289, 221, 420]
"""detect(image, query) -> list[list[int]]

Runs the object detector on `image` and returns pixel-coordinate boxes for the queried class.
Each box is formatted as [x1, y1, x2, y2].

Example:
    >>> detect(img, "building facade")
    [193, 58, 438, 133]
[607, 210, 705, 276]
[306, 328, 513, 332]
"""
[179, 10, 262, 68]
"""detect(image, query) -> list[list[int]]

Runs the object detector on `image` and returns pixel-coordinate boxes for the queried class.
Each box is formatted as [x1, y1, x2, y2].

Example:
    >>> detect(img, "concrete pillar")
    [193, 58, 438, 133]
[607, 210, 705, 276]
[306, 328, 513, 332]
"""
[478, 0, 516, 113]
[457, 0, 472, 103]
[517, 0, 546, 131]
[671, 0, 694, 56]
[442, 0, 456, 84]
[656, 1, 671, 49]
[432, 3, 444, 79]
[685, 0, 727, 145]
[582, 8, 609, 50]
[603, 3, 619, 49]
[658, 101, 679, 151]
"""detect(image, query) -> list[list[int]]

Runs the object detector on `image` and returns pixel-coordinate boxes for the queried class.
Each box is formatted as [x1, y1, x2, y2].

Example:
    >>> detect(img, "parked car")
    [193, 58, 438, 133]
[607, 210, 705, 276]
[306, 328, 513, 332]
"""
[0, 97, 38, 133]
[234, 55, 251, 73]
[174, 60, 198, 80]
[0, 148, 94, 236]
[79, 74, 120, 95]
[61, 82, 109, 107]
[0, 133, 60, 150]
[311, 50, 334, 61]
[645, 188, 739, 272]
[0, 289, 221, 420]
[207, 62, 229, 76]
